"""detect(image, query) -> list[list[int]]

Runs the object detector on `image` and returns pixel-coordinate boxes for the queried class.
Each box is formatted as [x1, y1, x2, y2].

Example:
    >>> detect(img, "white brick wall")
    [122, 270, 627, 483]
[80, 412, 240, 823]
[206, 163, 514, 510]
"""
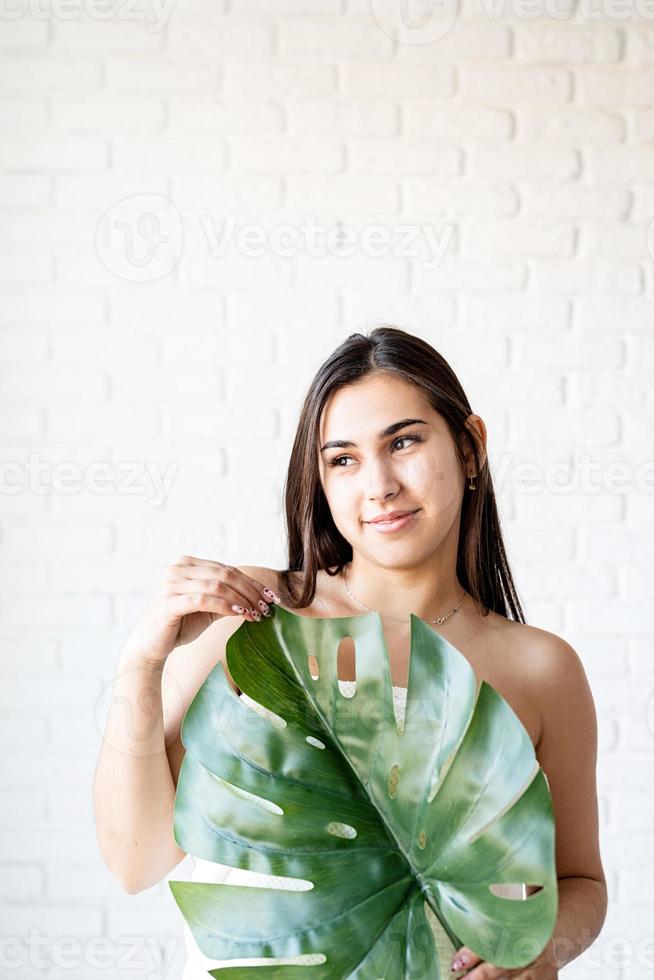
[0, 5, 652, 979]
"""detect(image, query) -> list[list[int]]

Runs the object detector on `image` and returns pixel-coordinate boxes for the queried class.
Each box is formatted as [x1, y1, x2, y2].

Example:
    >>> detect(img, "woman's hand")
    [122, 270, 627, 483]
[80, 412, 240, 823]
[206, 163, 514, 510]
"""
[450, 944, 558, 979]
[121, 555, 281, 667]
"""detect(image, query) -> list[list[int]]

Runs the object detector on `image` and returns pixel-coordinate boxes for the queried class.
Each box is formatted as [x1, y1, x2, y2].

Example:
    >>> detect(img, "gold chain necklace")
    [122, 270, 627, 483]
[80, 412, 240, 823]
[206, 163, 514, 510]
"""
[342, 563, 466, 626]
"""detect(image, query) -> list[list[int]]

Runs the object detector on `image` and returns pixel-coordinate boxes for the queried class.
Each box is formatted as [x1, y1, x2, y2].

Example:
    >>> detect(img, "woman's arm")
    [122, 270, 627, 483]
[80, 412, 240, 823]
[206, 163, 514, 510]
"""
[451, 634, 608, 977]
[92, 647, 188, 895]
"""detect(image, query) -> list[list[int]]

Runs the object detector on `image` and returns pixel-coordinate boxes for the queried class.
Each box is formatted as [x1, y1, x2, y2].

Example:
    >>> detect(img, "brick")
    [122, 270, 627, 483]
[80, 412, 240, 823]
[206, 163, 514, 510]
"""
[232, 140, 345, 173]
[396, 22, 512, 59]
[105, 56, 218, 92]
[231, 288, 340, 326]
[0, 18, 49, 48]
[343, 62, 455, 97]
[0, 328, 48, 359]
[173, 174, 283, 211]
[0, 137, 108, 169]
[0, 635, 59, 668]
[48, 406, 160, 439]
[111, 366, 222, 401]
[51, 97, 165, 132]
[512, 336, 625, 369]
[279, 15, 394, 58]
[460, 65, 571, 101]
[223, 63, 336, 99]
[237, 0, 341, 10]
[518, 107, 625, 142]
[0, 366, 109, 399]
[342, 292, 457, 331]
[168, 98, 284, 134]
[0, 172, 51, 205]
[289, 99, 398, 137]
[50, 17, 165, 50]
[0, 714, 48, 748]
[626, 26, 654, 62]
[52, 327, 160, 363]
[297, 253, 409, 290]
[405, 179, 518, 218]
[461, 295, 570, 331]
[110, 289, 224, 326]
[0, 864, 44, 899]
[472, 144, 579, 179]
[402, 103, 512, 141]
[0, 248, 53, 284]
[288, 174, 400, 213]
[111, 137, 227, 174]
[158, 323, 274, 364]
[0, 287, 104, 325]
[167, 16, 274, 57]
[2, 596, 112, 628]
[414, 259, 526, 292]
[0, 98, 48, 129]
[574, 298, 654, 332]
[520, 183, 631, 219]
[587, 145, 654, 181]
[347, 139, 462, 176]
[460, 221, 575, 258]
[514, 25, 623, 62]
[531, 260, 642, 295]
[577, 68, 654, 105]
[0, 57, 103, 90]
[2, 523, 113, 553]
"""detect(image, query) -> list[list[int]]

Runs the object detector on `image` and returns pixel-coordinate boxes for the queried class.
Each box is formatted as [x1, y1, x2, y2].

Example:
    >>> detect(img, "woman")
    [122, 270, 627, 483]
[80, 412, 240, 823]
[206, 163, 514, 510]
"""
[94, 326, 608, 978]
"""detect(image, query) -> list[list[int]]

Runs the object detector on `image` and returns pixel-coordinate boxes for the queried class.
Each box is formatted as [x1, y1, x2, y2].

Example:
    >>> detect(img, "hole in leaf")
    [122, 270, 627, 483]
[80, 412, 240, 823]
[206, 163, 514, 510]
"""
[489, 882, 544, 899]
[308, 653, 319, 681]
[214, 776, 284, 815]
[336, 635, 356, 693]
[306, 735, 325, 749]
[326, 821, 357, 839]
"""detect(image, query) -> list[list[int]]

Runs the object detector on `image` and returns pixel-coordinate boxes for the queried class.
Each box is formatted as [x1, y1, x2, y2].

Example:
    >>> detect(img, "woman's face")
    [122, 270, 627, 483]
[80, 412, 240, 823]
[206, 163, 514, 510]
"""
[317, 373, 485, 567]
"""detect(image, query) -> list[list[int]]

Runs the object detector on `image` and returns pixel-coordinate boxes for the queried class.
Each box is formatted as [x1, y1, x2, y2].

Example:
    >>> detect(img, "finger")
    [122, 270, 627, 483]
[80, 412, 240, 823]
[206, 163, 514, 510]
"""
[176, 569, 273, 621]
[464, 963, 507, 980]
[171, 579, 263, 622]
[451, 948, 482, 973]
[174, 574, 265, 620]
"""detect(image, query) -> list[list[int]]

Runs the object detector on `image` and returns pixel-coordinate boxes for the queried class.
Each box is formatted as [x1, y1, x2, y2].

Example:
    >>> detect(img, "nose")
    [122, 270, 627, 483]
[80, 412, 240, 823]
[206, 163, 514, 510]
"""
[365, 456, 400, 502]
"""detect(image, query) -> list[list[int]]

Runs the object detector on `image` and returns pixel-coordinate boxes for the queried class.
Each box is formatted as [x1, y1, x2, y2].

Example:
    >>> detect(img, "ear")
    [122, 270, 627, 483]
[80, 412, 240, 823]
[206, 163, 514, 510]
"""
[463, 414, 487, 471]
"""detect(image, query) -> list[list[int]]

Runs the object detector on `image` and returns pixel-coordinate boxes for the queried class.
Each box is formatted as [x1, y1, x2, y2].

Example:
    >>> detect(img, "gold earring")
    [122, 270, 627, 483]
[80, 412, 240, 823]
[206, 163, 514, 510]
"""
[468, 473, 476, 490]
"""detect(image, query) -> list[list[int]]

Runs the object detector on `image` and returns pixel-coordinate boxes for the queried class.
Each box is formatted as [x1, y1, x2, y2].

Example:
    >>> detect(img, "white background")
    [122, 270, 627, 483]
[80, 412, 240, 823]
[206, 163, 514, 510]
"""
[0, 2, 653, 978]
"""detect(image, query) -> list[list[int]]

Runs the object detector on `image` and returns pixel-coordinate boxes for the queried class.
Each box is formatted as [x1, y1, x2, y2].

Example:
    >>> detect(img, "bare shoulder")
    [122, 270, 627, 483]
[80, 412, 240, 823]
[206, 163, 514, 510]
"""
[504, 618, 587, 681]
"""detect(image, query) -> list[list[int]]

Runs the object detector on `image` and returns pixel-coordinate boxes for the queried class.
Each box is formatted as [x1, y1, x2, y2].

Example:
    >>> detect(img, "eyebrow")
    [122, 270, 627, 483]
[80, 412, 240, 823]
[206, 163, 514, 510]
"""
[320, 418, 428, 453]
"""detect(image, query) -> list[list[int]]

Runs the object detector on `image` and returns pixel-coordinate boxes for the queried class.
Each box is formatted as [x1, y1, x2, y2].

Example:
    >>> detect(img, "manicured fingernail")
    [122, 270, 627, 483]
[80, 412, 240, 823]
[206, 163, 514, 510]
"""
[258, 600, 270, 614]
[262, 588, 276, 601]
[231, 604, 245, 614]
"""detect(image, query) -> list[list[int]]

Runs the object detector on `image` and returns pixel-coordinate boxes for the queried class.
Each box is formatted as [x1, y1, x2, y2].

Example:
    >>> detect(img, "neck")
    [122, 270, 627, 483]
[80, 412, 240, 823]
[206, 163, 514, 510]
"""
[343, 556, 466, 626]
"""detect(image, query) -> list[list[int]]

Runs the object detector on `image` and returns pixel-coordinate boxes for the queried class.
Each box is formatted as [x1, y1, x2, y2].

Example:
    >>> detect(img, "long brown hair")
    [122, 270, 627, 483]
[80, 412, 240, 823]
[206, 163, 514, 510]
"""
[278, 325, 525, 623]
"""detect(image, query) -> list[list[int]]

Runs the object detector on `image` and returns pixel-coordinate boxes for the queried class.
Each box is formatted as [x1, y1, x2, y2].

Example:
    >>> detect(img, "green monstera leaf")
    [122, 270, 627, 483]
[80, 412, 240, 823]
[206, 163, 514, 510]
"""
[169, 603, 558, 978]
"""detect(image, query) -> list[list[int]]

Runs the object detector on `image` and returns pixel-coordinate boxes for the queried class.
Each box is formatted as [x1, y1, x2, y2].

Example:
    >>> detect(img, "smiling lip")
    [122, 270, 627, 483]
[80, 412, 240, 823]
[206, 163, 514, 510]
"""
[365, 509, 420, 533]
[366, 509, 419, 524]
